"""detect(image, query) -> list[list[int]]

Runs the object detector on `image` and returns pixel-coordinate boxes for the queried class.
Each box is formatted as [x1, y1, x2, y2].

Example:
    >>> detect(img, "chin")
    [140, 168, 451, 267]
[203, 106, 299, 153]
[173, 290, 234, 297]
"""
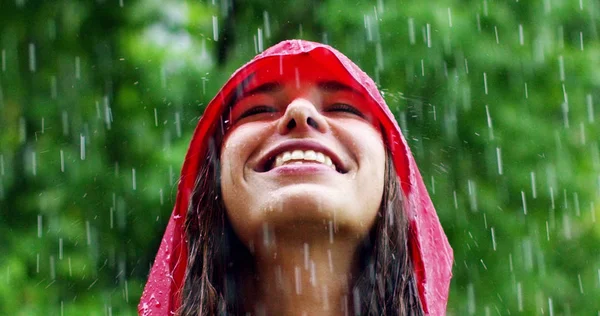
[256, 184, 374, 235]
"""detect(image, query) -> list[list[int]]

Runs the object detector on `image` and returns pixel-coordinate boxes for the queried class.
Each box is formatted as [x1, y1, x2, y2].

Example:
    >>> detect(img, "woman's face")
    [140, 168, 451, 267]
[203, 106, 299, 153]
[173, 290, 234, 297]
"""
[220, 69, 386, 247]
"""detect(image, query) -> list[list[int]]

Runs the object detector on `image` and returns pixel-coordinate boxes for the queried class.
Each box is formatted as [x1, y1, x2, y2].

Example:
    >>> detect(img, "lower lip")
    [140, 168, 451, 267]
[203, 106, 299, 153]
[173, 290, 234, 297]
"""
[269, 163, 337, 175]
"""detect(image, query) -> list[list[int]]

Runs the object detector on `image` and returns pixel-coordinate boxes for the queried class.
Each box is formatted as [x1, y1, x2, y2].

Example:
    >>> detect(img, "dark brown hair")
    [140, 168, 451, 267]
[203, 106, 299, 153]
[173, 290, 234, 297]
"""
[179, 122, 424, 315]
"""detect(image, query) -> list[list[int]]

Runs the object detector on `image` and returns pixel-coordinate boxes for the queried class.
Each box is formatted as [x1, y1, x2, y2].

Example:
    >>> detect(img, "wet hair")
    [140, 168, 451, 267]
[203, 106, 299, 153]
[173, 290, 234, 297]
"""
[179, 94, 424, 315]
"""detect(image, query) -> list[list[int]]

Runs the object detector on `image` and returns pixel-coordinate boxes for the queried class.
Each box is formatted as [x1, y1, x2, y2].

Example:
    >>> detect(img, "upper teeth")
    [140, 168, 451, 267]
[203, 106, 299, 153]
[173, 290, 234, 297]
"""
[273, 150, 336, 170]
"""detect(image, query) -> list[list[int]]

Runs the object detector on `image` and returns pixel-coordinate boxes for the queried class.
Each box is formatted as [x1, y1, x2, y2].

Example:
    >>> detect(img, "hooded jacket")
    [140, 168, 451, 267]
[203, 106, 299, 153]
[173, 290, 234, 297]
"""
[139, 40, 453, 316]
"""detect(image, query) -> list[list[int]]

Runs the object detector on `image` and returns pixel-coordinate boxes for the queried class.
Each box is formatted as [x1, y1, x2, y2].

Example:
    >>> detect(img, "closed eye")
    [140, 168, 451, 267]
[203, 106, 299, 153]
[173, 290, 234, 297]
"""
[327, 103, 364, 117]
[239, 105, 277, 119]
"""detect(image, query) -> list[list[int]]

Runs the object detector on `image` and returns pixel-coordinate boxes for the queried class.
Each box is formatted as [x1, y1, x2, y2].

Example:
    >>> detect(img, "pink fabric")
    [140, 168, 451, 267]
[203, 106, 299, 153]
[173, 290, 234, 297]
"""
[139, 40, 453, 315]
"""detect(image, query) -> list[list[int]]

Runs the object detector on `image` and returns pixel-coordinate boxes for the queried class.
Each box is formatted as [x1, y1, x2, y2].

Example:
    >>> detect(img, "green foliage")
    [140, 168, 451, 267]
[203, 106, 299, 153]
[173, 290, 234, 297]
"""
[1, 0, 599, 314]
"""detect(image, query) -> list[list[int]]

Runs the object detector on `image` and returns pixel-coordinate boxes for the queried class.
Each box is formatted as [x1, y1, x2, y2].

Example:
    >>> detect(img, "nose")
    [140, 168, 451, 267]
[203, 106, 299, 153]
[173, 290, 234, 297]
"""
[277, 98, 328, 134]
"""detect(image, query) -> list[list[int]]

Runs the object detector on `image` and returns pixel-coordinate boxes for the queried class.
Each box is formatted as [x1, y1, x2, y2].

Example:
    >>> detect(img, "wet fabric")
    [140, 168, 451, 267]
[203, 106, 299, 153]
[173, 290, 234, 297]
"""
[138, 40, 453, 315]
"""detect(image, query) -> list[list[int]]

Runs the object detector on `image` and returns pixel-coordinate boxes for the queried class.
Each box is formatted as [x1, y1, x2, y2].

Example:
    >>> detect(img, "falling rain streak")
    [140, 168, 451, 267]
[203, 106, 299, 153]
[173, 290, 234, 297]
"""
[132, 168, 136, 190]
[80, 135, 86, 160]
[496, 147, 503, 175]
[212, 16, 219, 41]
[29, 43, 36, 72]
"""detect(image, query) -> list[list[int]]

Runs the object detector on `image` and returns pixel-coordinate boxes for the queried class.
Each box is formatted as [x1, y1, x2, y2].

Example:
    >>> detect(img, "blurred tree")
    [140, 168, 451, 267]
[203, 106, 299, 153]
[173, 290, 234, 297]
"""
[0, 0, 598, 314]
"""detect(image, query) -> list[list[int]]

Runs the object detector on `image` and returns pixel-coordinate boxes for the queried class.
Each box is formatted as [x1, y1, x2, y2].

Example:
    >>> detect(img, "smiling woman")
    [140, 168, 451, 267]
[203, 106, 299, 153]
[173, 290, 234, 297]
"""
[139, 40, 453, 316]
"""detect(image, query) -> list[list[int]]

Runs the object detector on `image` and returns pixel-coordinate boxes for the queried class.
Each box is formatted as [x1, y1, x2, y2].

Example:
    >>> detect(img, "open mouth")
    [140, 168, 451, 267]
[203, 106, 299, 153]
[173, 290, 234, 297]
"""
[260, 149, 346, 173]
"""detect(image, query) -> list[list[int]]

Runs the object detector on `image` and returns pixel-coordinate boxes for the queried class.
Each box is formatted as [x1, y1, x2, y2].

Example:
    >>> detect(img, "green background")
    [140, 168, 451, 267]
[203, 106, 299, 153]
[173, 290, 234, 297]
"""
[1, 0, 599, 314]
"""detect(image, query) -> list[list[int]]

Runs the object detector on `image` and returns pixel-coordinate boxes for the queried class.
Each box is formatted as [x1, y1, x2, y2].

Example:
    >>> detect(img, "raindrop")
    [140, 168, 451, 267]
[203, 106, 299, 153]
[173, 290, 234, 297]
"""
[586, 94, 594, 123]
[295, 266, 302, 295]
[494, 26, 499, 44]
[483, 72, 488, 94]
[546, 221, 550, 241]
[531, 172, 537, 198]
[517, 282, 523, 311]
[518, 24, 524, 46]
[36, 253, 39, 273]
[31, 151, 37, 176]
[466, 283, 475, 314]
[327, 249, 333, 272]
[496, 147, 503, 175]
[263, 11, 271, 39]
[476, 14, 482, 32]
[310, 261, 316, 287]
[304, 243, 309, 270]
[365, 15, 373, 42]
[80, 134, 86, 160]
[464, 58, 469, 74]
[110, 207, 114, 229]
[29, 43, 36, 72]
[212, 16, 219, 41]
[548, 298, 554, 316]
[86, 220, 91, 245]
[353, 288, 361, 315]
[59, 238, 63, 260]
[453, 190, 458, 209]
[447, 8, 453, 27]
[562, 101, 569, 128]
[574, 192, 580, 216]
[159, 188, 164, 205]
[321, 285, 329, 311]
[591, 202, 596, 223]
[132, 168, 136, 190]
[104, 96, 112, 130]
[558, 55, 565, 81]
[580, 32, 584, 51]
[509, 253, 514, 272]
[544, 0, 552, 13]
[521, 191, 527, 215]
[38, 216, 43, 239]
[468, 179, 477, 211]
[0, 154, 4, 176]
[408, 18, 415, 45]
[328, 220, 333, 244]
[426, 23, 432, 48]
[175, 112, 181, 138]
[524, 82, 529, 99]
[491, 227, 496, 251]
[579, 0, 583, 9]
[578, 274, 584, 294]
[563, 214, 572, 239]
[420, 59, 425, 76]
[125, 280, 129, 303]
[550, 186, 555, 209]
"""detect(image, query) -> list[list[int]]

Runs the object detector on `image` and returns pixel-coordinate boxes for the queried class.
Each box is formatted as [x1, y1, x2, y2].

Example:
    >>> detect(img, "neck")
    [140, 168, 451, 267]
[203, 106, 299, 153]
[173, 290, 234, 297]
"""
[249, 225, 362, 316]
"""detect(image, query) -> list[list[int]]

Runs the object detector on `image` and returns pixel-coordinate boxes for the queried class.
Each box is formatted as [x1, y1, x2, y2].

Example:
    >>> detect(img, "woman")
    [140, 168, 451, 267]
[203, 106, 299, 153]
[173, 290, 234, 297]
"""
[139, 40, 453, 315]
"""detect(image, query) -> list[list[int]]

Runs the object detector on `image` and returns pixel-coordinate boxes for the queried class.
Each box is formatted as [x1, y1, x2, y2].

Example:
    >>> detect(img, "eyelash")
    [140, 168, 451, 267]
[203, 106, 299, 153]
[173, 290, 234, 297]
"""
[238, 103, 363, 119]
[327, 103, 363, 116]
[239, 105, 277, 119]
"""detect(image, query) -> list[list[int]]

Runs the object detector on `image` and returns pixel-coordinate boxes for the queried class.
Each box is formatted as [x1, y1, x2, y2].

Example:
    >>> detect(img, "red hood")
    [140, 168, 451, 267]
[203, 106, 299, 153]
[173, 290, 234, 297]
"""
[139, 40, 453, 315]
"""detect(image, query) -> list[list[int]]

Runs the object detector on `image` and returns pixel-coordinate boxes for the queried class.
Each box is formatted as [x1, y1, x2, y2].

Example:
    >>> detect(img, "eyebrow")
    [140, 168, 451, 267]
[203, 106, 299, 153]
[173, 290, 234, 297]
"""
[316, 80, 363, 97]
